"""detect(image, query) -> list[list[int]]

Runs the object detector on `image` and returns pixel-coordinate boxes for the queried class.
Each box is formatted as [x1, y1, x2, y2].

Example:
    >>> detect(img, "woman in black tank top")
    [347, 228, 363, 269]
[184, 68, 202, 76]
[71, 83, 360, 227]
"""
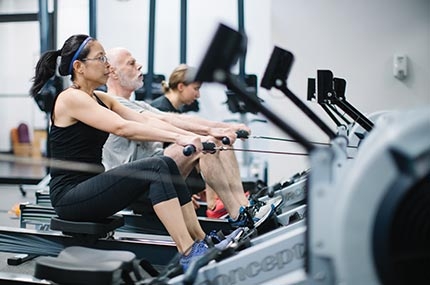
[30, 34, 222, 270]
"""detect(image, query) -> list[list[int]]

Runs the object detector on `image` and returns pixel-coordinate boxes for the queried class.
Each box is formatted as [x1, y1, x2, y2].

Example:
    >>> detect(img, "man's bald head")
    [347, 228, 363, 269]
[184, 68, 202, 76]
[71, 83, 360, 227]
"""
[105, 47, 144, 98]
[106, 47, 130, 68]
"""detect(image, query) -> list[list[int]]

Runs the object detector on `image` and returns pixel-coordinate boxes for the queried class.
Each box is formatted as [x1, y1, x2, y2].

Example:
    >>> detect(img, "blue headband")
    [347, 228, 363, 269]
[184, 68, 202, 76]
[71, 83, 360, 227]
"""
[68, 37, 92, 75]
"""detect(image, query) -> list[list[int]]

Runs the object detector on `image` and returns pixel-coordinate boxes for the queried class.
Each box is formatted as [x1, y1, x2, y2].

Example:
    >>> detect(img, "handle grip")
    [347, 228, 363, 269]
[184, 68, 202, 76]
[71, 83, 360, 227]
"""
[202, 142, 216, 154]
[222, 129, 250, 145]
[236, 129, 249, 139]
[183, 145, 196, 156]
[221, 137, 231, 145]
[183, 142, 217, 156]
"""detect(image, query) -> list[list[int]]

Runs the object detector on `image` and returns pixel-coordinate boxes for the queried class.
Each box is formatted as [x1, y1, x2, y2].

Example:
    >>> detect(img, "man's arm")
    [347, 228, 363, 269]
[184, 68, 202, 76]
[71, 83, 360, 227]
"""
[95, 91, 208, 143]
[120, 96, 243, 142]
[152, 111, 251, 143]
[98, 91, 245, 144]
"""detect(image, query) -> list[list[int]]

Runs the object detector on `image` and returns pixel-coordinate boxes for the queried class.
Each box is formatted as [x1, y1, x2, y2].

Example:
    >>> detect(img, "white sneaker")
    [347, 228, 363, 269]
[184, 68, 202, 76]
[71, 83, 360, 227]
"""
[248, 202, 273, 228]
[249, 195, 283, 228]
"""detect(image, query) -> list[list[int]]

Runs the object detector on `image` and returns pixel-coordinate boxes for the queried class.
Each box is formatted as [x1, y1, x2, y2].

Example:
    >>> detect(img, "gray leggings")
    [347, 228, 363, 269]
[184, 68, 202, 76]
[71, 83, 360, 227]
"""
[51, 156, 191, 222]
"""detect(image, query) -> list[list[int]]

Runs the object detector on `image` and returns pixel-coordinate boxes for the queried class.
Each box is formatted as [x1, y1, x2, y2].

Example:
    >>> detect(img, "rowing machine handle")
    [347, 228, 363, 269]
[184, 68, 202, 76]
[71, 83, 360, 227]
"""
[236, 129, 250, 139]
[183, 145, 196, 156]
[183, 142, 217, 156]
[222, 129, 250, 145]
[203, 141, 216, 154]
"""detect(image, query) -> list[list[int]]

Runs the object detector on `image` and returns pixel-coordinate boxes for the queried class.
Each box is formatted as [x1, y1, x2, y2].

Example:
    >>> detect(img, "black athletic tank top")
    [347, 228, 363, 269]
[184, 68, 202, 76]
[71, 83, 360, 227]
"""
[49, 94, 109, 204]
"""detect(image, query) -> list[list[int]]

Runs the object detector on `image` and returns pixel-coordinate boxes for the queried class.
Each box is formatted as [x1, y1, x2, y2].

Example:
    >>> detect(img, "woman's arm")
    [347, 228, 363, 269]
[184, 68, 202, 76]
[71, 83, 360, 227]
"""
[56, 89, 206, 148]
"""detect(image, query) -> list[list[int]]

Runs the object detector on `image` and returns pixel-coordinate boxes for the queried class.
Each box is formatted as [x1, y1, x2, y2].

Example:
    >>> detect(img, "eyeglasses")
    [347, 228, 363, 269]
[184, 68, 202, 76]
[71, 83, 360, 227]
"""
[81, 55, 108, 64]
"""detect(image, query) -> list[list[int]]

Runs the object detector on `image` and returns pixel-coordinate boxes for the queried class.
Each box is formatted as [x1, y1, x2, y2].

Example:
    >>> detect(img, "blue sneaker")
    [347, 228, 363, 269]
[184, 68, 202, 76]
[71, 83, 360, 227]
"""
[206, 230, 225, 245]
[179, 240, 208, 271]
[228, 206, 255, 228]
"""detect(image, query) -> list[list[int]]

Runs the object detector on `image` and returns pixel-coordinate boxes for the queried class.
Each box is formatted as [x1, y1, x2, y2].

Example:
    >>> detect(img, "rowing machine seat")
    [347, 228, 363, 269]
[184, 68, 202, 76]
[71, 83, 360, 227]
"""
[34, 246, 138, 285]
[50, 215, 124, 243]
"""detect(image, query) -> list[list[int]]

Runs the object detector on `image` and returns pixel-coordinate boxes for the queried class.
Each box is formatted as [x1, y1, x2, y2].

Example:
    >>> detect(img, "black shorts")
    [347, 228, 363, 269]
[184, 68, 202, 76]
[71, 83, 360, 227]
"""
[185, 168, 206, 195]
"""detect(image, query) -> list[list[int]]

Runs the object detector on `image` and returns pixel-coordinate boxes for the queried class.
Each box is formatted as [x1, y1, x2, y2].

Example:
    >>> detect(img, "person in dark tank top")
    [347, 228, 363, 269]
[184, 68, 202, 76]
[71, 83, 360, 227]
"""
[29, 34, 240, 271]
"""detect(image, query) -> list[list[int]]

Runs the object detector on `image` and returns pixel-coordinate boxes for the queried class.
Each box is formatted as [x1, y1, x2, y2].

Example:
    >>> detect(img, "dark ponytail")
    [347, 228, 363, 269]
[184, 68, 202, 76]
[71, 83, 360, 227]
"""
[30, 50, 60, 97]
[30, 34, 92, 97]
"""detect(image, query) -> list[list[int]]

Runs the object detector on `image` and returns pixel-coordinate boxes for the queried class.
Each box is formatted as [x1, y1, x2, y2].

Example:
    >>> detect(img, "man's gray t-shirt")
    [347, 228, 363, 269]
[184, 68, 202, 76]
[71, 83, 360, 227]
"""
[102, 97, 164, 170]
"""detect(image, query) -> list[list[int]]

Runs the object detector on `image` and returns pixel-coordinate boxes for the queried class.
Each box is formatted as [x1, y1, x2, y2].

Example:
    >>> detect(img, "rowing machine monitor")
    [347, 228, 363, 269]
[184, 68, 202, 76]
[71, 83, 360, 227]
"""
[333, 78, 347, 100]
[316, 70, 334, 104]
[317, 70, 374, 132]
[261, 46, 337, 140]
[260, 46, 294, 90]
[224, 74, 262, 115]
[193, 24, 246, 83]
[307, 78, 316, 101]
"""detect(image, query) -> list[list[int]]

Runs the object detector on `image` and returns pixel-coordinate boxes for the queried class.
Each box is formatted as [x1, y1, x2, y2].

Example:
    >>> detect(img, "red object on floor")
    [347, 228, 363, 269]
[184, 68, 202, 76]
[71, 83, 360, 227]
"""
[206, 198, 228, 219]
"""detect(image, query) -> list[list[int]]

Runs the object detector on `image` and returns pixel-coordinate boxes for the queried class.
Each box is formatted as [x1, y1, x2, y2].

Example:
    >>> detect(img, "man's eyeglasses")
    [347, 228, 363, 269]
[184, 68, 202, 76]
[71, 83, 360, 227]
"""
[81, 55, 108, 64]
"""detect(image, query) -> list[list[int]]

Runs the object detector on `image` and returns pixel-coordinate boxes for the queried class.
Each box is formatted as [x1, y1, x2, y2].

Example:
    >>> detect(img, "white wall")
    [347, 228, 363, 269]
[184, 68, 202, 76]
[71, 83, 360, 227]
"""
[264, 0, 430, 183]
[1, 0, 429, 186]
